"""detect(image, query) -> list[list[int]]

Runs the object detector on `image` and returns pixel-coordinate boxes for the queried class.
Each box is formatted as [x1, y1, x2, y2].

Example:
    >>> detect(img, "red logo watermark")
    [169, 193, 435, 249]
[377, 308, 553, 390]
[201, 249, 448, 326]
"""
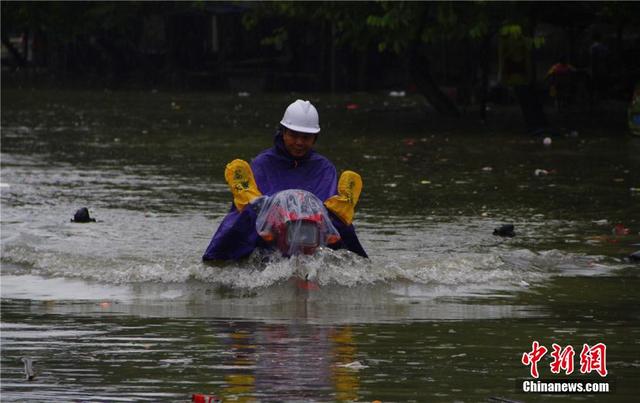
[522, 341, 607, 378]
[550, 343, 575, 375]
[579, 343, 608, 377]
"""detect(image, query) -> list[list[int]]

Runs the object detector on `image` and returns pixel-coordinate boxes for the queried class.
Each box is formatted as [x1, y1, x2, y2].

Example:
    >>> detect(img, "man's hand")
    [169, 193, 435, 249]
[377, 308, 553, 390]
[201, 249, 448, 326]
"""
[324, 170, 362, 225]
[224, 159, 262, 211]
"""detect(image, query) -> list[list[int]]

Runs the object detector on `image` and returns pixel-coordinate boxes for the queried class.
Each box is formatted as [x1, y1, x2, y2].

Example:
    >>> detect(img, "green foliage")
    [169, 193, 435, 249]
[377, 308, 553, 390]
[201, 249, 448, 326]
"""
[1, 2, 199, 40]
[260, 27, 288, 48]
[500, 24, 522, 37]
[365, 2, 418, 52]
[235, 1, 562, 57]
[532, 36, 546, 49]
[3, 0, 629, 79]
[499, 23, 545, 49]
[363, 2, 504, 53]
[241, 2, 383, 52]
[468, 18, 489, 40]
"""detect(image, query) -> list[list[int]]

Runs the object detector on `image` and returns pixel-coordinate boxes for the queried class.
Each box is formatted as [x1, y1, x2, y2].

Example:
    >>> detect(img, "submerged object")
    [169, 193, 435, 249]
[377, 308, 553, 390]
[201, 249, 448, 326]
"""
[21, 357, 36, 381]
[493, 224, 516, 237]
[612, 224, 630, 236]
[256, 189, 340, 257]
[71, 207, 96, 223]
[192, 394, 221, 403]
[628, 251, 640, 263]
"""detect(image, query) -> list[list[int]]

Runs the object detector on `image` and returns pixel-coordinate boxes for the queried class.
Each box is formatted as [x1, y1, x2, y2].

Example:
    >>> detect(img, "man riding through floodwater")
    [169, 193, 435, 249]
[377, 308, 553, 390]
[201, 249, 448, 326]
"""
[202, 99, 367, 261]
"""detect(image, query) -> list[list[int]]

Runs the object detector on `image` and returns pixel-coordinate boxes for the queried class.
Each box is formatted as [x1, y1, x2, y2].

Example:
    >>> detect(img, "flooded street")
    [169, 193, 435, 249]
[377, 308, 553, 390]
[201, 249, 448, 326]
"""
[1, 88, 639, 401]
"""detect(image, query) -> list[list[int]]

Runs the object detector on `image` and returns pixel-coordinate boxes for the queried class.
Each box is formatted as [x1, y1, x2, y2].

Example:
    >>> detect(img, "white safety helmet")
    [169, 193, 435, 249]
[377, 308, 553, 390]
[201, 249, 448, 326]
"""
[280, 99, 320, 134]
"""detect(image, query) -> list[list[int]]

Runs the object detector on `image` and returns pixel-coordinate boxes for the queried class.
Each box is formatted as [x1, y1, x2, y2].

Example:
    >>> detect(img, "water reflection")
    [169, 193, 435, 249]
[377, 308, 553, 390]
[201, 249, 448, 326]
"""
[216, 323, 359, 402]
[1, 299, 361, 402]
[2, 295, 639, 402]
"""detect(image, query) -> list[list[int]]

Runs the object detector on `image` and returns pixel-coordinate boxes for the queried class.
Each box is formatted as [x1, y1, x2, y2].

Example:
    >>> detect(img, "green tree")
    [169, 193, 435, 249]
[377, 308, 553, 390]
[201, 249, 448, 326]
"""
[1, 2, 201, 76]
[243, 1, 506, 117]
[243, 1, 640, 123]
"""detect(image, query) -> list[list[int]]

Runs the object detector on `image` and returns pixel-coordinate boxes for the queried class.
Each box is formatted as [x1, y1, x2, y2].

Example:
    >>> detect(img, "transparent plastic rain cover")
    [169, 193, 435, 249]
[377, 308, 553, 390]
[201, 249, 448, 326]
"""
[255, 189, 340, 256]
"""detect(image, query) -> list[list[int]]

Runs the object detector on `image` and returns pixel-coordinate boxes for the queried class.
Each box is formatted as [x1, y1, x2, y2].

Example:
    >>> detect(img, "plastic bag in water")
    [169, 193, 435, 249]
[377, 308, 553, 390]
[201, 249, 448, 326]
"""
[255, 189, 340, 256]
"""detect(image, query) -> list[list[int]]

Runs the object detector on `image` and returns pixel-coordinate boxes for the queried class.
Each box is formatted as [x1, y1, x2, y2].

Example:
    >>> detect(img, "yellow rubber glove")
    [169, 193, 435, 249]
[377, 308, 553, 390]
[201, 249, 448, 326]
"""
[224, 159, 262, 211]
[324, 170, 362, 225]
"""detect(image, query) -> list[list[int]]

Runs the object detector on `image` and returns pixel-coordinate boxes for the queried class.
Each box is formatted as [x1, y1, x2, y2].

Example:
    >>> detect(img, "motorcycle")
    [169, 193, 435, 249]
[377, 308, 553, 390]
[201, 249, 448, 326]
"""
[255, 189, 341, 257]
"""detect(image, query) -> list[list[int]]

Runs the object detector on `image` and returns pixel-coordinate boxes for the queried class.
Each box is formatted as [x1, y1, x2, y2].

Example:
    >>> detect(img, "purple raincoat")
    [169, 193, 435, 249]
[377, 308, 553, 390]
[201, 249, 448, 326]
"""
[202, 133, 367, 260]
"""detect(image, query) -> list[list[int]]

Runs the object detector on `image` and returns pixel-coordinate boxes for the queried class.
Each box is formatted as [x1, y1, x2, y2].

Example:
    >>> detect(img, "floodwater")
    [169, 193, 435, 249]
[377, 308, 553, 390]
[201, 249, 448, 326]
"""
[1, 88, 639, 402]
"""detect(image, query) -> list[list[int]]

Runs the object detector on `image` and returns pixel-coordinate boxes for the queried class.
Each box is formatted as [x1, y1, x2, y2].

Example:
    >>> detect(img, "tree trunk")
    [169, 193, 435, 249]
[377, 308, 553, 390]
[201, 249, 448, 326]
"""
[330, 21, 336, 93]
[357, 48, 367, 91]
[408, 46, 460, 118]
[408, 7, 460, 118]
[479, 35, 491, 122]
[525, 11, 549, 133]
[1, 35, 27, 67]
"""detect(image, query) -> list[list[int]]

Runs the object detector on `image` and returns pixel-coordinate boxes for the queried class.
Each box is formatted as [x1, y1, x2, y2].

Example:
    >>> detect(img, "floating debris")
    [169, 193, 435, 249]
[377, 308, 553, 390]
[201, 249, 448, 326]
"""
[192, 394, 221, 403]
[21, 357, 36, 381]
[613, 224, 630, 236]
[493, 224, 516, 237]
[337, 361, 369, 369]
[71, 207, 96, 223]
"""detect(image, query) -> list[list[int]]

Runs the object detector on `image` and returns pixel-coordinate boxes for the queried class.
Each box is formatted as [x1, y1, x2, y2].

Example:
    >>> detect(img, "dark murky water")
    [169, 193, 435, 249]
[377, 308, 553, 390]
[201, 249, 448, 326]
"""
[1, 89, 639, 401]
